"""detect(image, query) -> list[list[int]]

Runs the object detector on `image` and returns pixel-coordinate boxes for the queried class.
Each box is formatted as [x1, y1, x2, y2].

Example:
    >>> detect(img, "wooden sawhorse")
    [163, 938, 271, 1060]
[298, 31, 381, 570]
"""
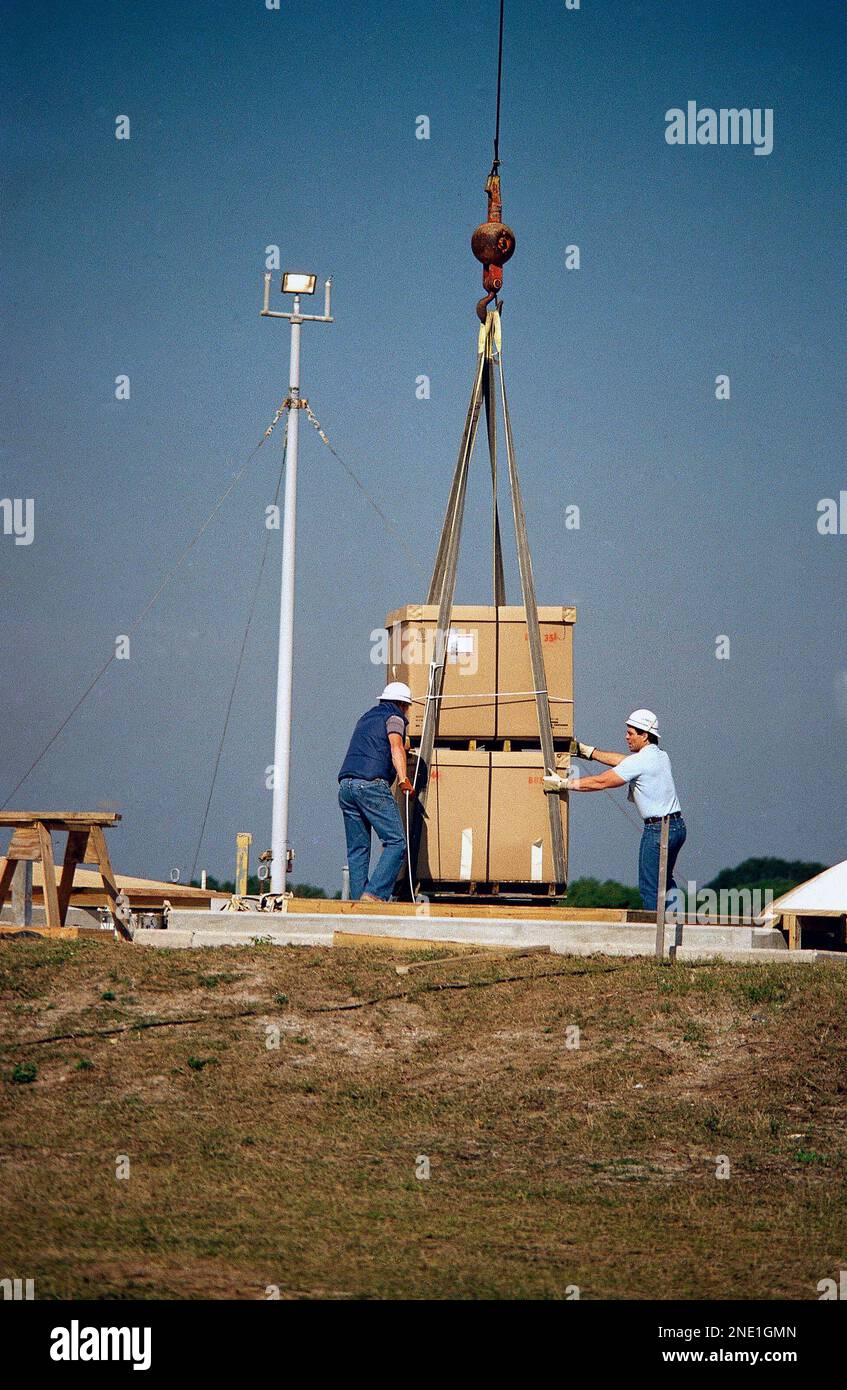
[0, 812, 131, 939]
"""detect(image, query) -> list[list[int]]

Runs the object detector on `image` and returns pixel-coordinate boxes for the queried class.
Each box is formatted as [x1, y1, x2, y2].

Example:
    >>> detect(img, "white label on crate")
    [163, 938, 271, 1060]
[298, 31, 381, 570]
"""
[460, 828, 473, 880]
[531, 839, 544, 881]
[447, 631, 475, 662]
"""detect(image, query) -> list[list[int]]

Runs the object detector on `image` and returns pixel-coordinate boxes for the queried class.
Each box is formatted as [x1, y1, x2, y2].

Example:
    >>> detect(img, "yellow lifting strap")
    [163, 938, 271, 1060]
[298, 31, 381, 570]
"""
[477, 308, 502, 357]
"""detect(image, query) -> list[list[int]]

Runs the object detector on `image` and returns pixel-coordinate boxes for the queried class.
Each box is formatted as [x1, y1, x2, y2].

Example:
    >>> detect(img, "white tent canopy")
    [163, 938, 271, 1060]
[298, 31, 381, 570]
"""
[769, 861, 847, 916]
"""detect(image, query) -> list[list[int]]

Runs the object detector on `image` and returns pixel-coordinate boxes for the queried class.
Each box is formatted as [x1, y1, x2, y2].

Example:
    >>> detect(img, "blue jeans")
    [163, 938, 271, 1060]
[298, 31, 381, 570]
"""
[338, 777, 407, 901]
[638, 815, 687, 913]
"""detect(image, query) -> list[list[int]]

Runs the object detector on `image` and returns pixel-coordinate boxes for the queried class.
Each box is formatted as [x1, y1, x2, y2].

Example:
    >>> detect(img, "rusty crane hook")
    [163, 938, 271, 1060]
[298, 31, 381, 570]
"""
[473, 169, 516, 321]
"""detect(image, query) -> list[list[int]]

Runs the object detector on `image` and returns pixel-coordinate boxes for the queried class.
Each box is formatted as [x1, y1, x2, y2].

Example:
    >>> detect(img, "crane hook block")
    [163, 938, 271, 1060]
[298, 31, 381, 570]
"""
[471, 172, 516, 294]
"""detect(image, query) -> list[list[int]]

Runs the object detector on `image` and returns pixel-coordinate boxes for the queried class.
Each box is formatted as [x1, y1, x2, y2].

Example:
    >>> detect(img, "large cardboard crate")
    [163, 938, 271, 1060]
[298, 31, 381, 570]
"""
[385, 604, 575, 739]
[385, 605, 497, 738]
[496, 606, 575, 739]
[489, 750, 570, 883]
[415, 749, 489, 882]
[404, 747, 570, 887]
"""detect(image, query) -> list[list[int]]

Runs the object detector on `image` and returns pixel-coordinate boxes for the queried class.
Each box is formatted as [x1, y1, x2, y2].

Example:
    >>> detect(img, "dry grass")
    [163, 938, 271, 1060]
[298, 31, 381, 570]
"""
[0, 937, 845, 1300]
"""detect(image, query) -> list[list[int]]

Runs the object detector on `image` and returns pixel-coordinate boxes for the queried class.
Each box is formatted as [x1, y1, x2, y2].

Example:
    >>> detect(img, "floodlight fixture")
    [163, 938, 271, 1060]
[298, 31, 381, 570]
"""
[282, 272, 317, 295]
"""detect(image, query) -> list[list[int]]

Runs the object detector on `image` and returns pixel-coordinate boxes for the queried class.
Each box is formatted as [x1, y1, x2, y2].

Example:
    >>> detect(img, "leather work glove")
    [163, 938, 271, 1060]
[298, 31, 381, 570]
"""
[542, 771, 569, 794]
[398, 779, 417, 800]
[574, 740, 596, 759]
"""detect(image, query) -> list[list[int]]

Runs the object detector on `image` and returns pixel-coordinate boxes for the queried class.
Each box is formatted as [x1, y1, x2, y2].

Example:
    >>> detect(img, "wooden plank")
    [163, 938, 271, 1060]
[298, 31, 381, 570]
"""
[31, 865, 215, 899]
[33, 822, 60, 922]
[286, 897, 632, 923]
[35, 822, 61, 929]
[57, 830, 88, 923]
[89, 825, 120, 909]
[394, 944, 552, 973]
[285, 897, 760, 929]
[6, 828, 42, 861]
[0, 857, 18, 913]
[784, 913, 800, 951]
[44, 890, 215, 908]
[333, 932, 487, 953]
[0, 812, 121, 826]
[11, 861, 33, 925]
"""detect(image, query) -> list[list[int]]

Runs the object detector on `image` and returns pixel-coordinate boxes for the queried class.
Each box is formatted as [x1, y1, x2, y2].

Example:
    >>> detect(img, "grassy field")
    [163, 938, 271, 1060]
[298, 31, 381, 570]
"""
[1, 936, 845, 1300]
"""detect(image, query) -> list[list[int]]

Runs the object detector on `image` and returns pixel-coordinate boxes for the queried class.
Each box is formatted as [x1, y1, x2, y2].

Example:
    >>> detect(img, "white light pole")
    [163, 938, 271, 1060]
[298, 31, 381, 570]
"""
[261, 271, 333, 894]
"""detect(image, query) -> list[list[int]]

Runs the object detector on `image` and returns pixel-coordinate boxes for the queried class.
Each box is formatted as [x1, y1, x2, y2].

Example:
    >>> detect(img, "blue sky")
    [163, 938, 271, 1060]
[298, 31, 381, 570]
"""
[2, 0, 845, 893]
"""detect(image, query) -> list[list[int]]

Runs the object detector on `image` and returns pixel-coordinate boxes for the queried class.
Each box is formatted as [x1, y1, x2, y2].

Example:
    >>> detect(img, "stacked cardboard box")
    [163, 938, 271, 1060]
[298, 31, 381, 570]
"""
[387, 605, 575, 894]
[385, 605, 575, 739]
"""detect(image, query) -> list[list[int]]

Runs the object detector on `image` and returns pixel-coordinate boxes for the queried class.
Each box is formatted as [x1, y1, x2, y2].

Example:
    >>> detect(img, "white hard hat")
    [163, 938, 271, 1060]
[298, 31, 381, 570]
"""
[381, 681, 413, 704]
[626, 708, 660, 738]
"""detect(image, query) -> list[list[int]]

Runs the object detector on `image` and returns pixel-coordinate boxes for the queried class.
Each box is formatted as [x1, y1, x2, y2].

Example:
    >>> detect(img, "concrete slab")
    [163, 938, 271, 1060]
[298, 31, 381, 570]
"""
[150, 909, 799, 958]
[132, 911, 847, 963]
[672, 947, 847, 965]
[134, 918, 333, 950]
[330, 914, 788, 957]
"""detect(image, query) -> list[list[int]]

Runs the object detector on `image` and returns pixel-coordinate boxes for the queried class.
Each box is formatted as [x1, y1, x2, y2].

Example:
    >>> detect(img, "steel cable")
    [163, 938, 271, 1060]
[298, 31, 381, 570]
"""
[188, 423, 289, 884]
[1, 410, 287, 808]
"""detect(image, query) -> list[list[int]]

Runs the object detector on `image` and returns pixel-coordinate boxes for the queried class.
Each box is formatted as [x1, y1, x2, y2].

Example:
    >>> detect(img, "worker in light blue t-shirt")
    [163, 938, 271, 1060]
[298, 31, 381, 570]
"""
[543, 708, 686, 913]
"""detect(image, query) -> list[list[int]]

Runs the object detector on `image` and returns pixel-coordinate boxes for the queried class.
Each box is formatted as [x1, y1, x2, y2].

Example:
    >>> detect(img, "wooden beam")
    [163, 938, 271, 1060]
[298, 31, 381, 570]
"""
[0, 856, 18, 915]
[285, 897, 632, 923]
[11, 861, 33, 925]
[0, 812, 121, 826]
[5, 827, 42, 861]
[333, 932, 484, 953]
[57, 831, 88, 924]
[393, 944, 552, 974]
[35, 822, 61, 929]
[784, 913, 800, 951]
[89, 825, 120, 911]
[36, 890, 214, 909]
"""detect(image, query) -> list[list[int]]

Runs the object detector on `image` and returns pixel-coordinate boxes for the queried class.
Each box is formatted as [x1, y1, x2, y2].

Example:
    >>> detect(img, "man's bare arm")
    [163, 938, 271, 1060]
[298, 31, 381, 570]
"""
[388, 732, 408, 785]
[571, 769, 626, 791]
[590, 748, 627, 767]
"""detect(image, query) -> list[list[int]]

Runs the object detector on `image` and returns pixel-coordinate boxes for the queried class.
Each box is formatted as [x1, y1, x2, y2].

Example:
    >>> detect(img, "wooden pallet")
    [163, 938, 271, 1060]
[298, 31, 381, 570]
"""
[414, 879, 564, 903]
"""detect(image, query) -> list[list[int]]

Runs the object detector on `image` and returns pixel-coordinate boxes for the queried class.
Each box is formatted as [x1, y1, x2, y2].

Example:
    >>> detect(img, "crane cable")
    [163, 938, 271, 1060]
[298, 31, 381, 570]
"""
[493, 0, 505, 169]
[301, 400, 426, 575]
[189, 422, 289, 884]
[2, 402, 419, 807]
[0, 418, 282, 811]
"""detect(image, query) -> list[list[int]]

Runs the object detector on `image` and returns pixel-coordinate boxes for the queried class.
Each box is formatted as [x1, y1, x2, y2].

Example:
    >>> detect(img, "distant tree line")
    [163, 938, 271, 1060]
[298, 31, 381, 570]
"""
[564, 857, 827, 910]
[703, 857, 826, 899]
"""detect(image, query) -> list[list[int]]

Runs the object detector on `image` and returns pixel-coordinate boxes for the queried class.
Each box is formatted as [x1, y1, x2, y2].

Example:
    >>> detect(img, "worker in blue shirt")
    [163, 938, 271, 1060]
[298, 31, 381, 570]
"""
[544, 709, 686, 913]
[338, 682, 416, 902]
